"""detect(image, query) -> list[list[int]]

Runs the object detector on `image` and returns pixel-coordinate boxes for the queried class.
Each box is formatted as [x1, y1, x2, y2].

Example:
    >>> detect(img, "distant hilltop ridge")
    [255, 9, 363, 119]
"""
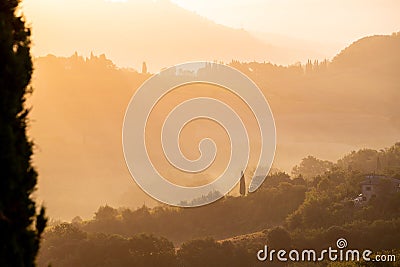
[36, 32, 400, 73]
[331, 32, 400, 70]
[27, 0, 382, 71]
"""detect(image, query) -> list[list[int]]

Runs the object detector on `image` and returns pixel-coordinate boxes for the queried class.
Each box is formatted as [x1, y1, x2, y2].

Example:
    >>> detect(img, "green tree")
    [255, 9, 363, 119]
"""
[128, 234, 176, 267]
[0, 1, 47, 265]
[267, 226, 292, 249]
[337, 149, 378, 173]
[177, 238, 250, 267]
[292, 156, 334, 180]
[94, 205, 118, 221]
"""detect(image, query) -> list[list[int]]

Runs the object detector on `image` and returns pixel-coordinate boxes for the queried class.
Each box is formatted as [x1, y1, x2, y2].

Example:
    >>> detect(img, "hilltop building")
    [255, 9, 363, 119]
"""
[355, 175, 400, 203]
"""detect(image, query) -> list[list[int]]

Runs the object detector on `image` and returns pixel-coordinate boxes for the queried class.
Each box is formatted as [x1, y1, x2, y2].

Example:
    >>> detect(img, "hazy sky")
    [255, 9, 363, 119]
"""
[22, 0, 399, 70]
[170, 0, 400, 44]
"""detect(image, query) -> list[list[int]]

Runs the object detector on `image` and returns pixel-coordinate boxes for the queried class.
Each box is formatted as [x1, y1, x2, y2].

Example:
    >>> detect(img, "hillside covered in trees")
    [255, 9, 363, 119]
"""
[38, 142, 400, 266]
[30, 33, 400, 220]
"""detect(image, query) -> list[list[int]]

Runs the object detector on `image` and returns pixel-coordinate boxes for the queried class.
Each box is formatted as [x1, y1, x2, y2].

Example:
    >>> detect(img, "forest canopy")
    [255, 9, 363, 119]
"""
[38, 143, 400, 267]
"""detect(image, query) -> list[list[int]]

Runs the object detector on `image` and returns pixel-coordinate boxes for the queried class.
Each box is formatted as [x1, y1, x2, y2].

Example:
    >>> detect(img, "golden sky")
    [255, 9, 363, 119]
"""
[22, 0, 400, 71]
[171, 0, 400, 43]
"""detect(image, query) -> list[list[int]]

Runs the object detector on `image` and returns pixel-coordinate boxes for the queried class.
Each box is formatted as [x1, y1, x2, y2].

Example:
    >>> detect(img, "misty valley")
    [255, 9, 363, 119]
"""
[31, 33, 400, 267]
[1, 0, 399, 265]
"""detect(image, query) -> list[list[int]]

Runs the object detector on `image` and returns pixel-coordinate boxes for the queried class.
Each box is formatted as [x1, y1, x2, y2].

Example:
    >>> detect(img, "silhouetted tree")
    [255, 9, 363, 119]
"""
[177, 238, 250, 267]
[292, 156, 334, 180]
[142, 61, 148, 74]
[305, 59, 313, 74]
[39, 227, 176, 267]
[337, 149, 379, 173]
[239, 170, 246, 196]
[71, 216, 83, 225]
[0, 0, 47, 266]
[94, 205, 118, 221]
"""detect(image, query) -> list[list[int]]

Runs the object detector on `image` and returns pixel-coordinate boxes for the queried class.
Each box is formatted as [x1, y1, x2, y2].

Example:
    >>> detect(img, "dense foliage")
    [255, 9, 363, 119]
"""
[38, 143, 400, 266]
[0, 0, 47, 266]
[79, 178, 306, 244]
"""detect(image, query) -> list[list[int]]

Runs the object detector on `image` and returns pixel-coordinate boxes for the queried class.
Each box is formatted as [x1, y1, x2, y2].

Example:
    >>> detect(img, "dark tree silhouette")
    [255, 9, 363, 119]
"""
[0, 1, 47, 266]
[291, 155, 334, 180]
[177, 238, 251, 267]
[239, 170, 246, 196]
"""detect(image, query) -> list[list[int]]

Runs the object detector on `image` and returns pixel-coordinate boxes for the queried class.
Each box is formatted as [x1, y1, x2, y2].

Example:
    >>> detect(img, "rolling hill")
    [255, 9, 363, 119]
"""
[24, 0, 303, 71]
[29, 33, 400, 219]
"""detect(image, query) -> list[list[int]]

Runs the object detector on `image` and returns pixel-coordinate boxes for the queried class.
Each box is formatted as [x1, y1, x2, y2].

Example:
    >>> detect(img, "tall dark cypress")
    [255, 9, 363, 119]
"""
[239, 171, 246, 196]
[0, 1, 47, 266]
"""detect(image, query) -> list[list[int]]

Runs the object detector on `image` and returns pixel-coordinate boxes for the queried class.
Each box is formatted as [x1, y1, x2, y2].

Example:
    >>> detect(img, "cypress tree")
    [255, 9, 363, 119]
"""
[239, 171, 246, 196]
[142, 61, 148, 74]
[0, 0, 47, 266]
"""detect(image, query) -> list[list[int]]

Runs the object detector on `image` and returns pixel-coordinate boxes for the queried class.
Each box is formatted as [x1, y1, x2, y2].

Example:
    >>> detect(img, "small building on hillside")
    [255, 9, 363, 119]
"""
[359, 175, 400, 202]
